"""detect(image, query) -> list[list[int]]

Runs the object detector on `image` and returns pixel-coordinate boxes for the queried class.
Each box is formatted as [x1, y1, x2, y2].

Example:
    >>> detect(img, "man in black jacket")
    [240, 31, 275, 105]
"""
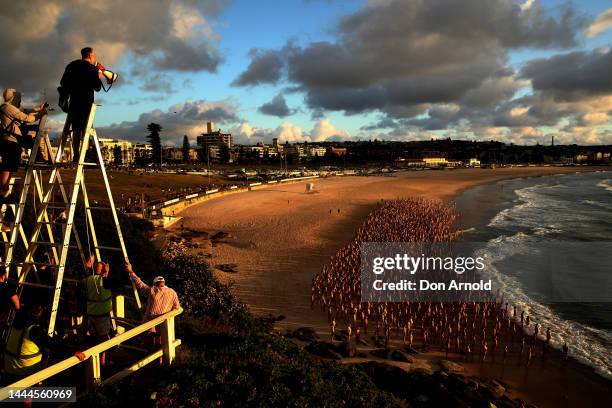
[60, 47, 103, 162]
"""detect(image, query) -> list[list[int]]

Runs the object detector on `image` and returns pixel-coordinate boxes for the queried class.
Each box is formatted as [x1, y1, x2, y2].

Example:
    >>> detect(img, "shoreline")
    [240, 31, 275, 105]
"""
[170, 166, 612, 407]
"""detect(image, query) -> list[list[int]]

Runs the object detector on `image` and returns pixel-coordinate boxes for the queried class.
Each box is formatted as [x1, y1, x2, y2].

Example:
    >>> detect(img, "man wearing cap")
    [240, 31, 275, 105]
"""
[125, 262, 180, 322]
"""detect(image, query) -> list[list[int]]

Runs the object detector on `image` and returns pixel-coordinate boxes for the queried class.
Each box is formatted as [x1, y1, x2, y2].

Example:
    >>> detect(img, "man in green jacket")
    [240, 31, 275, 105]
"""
[83, 259, 112, 342]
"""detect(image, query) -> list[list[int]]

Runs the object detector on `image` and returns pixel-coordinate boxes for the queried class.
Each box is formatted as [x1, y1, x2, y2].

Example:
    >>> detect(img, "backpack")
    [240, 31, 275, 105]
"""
[57, 86, 70, 113]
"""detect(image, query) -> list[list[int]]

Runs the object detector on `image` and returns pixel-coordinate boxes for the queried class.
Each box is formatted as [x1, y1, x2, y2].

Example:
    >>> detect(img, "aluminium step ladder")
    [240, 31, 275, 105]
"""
[3, 104, 142, 339]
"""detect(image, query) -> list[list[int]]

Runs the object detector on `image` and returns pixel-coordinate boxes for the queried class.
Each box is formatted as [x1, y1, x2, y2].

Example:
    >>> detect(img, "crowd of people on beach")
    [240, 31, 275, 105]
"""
[311, 198, 569, 367]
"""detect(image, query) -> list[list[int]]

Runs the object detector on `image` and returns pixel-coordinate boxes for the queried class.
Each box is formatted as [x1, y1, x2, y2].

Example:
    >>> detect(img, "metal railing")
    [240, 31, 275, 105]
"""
[0, 307, 183, 401]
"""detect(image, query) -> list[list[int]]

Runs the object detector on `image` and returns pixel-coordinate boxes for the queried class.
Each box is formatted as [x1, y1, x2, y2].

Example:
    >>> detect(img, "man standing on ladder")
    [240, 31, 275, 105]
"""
[59, 47, 103, 162]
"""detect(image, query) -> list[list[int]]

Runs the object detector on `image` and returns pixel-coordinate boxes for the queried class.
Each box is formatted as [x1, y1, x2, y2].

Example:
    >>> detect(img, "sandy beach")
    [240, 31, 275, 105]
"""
[171, 166, 611, 407]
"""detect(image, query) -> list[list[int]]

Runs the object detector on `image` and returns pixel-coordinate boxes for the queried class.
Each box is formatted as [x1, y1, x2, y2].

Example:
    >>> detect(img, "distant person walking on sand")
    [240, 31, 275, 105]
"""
[60, 47, 103, 161]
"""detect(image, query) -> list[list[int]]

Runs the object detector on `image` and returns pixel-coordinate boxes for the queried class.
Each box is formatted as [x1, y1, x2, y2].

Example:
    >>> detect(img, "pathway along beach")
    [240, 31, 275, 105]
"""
[172, 166, 611, 408]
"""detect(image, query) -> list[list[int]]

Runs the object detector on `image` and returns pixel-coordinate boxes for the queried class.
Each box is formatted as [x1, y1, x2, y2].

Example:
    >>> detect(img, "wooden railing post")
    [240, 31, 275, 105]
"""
[114, 295, 125, 334]
[160, 316, 176, 367]
[86, 353, 101, 391]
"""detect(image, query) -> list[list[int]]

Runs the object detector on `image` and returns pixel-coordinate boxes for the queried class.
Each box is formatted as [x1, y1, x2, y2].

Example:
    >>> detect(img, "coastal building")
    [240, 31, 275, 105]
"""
[405, 159, 426, 167]
[574, 153, 588, 162]
[468, 158, 481, 167]
[330, 147, 347, 157]
[422, 157, 448, 167]
[308, 146, 327, 157]
[133, 143, 153, 162]
[162, 147, 183, 161]
[98, 138, 134, 165]
[197, 122, 233, 163]
[197, 122, 233, 149]
[187, 147, 199, 161]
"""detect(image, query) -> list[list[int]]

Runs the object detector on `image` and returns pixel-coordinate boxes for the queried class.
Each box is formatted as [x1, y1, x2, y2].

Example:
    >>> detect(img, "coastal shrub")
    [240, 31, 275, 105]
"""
[161, 242, 248, 324]
[77, 332, 405, 408]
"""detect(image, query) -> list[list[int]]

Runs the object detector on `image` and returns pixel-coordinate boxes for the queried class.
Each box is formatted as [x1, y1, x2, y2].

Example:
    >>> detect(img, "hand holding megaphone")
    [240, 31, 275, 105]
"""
[96, 62, 119, 85]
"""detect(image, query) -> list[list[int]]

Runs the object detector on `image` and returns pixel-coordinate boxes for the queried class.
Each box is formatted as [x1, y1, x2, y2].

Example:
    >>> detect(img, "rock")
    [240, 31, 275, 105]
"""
[356, 361, 414, 397]
[216, 263, 238, 273]
[499, 395, 516, 408]
[291, 327, 318, 342]
[403, 346, 421, 354]
[305, 341, 343, 360]
[477, 386, 497, 401]
[490, 380, 506, 397]
[335, 330, 349, 342]
[211, 231, 230, 240]
[439, 359, 465, 373]
[389, 349, 414, 363]
[337, 340, 356, 358]
[369, 348, 390, 359]
[416, 395, 429, 403]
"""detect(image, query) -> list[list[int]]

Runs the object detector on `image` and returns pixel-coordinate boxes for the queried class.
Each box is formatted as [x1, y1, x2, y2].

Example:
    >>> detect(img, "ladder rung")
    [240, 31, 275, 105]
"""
[31, 162, 98, 169]
[45, 205, 70, 210]
[19, 282, 56, 289]
[95, 245, 123, 252]
[87, 207, 112, 211]
[31, 242, 77, 249]
[17, 261, 58, 267]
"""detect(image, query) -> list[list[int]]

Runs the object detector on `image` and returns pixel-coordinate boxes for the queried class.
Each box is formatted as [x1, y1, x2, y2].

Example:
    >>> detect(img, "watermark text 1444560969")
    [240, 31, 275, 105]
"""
[4, 387, 76, 403]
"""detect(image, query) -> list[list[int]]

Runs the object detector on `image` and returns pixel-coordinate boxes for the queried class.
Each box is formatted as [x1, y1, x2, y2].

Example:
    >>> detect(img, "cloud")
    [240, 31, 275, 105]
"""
[234, 0, 585, 121]
[140, 73, 173, 93]
[258, 93, 294, 117]
[520, 0, 535, 12]
[231, 118, 351, 144]
[231, 49, 285, 86]
[97, 99, 240, 145]
[520, 48, 612, 100]
[0, 0, 228, 94]
[586, 8, 612, 38]
[311, 119, 351, 141]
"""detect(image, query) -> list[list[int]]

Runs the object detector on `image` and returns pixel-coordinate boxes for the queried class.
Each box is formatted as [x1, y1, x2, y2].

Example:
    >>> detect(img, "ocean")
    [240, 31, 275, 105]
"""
[455, 170, 612, 379]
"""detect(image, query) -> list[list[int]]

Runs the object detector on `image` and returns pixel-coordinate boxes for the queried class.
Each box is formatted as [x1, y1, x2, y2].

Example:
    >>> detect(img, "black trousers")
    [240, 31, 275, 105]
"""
[67, 104, 92, 161]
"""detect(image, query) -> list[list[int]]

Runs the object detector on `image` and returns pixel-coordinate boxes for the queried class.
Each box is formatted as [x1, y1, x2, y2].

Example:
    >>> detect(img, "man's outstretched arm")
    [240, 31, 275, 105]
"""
[125, 261, 149, 292]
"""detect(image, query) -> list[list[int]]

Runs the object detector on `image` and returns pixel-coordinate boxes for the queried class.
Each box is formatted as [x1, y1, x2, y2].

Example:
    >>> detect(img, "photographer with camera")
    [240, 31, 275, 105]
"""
[59, 47, 104, 162]
[0, 88, 46, 204]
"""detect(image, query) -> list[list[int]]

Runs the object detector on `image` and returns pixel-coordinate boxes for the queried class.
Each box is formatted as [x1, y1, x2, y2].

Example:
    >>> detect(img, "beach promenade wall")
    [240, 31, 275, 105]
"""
[150, 175, 323, 228]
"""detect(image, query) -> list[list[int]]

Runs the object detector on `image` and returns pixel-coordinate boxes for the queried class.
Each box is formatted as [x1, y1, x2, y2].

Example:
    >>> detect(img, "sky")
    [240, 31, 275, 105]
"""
[0, 0, 611, 146]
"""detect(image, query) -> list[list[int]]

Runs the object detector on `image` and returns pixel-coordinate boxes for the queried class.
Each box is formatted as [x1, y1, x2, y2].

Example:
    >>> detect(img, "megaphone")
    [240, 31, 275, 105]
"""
[96, 63, 118, 84]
